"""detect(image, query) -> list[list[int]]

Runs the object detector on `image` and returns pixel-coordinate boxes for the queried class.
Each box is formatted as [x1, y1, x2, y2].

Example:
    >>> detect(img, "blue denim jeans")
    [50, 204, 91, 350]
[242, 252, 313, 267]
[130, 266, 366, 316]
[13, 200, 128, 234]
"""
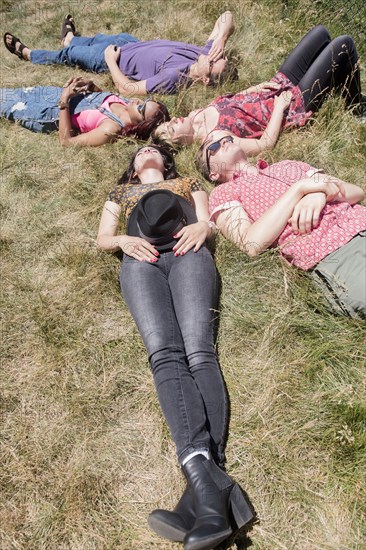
[30, 33, 139, 73]
[120, 247, 228, 466]
[0, 86, 112, 133]
[0, 86, 61, 132]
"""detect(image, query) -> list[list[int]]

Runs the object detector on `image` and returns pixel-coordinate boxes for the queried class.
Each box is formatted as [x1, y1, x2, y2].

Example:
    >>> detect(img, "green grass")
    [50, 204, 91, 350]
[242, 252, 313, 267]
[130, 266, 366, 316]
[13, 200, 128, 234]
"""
[1, 1, 366, 548]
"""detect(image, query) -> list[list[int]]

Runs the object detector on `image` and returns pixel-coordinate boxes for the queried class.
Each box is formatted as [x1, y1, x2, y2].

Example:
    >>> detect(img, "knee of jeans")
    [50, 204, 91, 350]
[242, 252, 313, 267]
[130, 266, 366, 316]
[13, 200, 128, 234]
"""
[185, 348, 217, 371]
[149, 345, 186, 372]
[313, 24, 330, 39]
[332, 35, 356, 56]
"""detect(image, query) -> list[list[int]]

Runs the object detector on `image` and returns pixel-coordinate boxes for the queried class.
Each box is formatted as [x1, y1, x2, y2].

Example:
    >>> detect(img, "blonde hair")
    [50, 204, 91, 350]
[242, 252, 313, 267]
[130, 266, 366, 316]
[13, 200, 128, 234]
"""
[152, 124, 177, 148]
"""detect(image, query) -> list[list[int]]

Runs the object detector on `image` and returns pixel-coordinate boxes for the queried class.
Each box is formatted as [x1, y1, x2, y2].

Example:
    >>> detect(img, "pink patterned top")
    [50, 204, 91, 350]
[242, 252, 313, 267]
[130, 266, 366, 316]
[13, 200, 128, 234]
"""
[71, 95, 126, 133]
[209, 72, 312, 138]
[209, 160, 366, 270]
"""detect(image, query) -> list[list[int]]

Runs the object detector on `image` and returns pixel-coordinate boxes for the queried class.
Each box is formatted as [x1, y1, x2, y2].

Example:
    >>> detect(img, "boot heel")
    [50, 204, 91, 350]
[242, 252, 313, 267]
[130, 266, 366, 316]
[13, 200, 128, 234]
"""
[229, 483, 256, 529]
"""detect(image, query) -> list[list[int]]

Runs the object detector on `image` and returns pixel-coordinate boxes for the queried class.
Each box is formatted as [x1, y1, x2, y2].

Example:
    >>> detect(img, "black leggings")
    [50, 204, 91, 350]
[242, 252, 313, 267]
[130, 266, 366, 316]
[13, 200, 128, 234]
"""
[279, 25, 362, 112]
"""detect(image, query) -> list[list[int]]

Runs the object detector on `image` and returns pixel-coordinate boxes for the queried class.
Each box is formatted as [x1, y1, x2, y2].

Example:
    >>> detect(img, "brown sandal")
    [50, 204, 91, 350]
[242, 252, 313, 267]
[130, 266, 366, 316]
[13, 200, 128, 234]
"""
[3, 32, 28, 60]
[60, 14, 76, 44]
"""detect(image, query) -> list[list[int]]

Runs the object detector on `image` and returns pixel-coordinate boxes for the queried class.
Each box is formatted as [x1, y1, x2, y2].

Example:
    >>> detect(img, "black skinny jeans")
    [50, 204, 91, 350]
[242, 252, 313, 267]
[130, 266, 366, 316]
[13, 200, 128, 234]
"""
[120, 247, 228, 467]
[279, 25, 362, 112]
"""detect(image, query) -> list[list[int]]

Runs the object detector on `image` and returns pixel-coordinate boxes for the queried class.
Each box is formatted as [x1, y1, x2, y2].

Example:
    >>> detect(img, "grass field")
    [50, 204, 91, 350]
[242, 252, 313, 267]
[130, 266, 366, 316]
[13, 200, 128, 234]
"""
[1, 1, 366, 549]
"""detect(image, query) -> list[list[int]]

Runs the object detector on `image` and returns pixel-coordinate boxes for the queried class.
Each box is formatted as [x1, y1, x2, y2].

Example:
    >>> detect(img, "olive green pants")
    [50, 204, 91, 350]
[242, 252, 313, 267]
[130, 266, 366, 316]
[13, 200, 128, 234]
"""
[310, 231, 366, 318]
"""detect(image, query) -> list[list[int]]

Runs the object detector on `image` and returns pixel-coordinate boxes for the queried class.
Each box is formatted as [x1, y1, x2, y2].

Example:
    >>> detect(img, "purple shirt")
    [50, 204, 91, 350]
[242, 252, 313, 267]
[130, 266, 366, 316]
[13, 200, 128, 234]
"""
[119, 39, 213, 94]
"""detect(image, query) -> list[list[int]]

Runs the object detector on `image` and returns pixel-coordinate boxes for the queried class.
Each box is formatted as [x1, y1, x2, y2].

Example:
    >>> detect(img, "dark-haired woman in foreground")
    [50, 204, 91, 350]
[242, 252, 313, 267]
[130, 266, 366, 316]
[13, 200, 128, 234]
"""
[97, 144, 255, 549]
[0, 77, 169, 146]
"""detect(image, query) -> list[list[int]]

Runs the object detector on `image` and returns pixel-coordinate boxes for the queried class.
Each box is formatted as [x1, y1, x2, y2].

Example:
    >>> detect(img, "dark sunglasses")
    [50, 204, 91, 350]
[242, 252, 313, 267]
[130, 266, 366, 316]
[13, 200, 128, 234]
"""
[137, 97, 154, 120]
[205, 135, 234, 173]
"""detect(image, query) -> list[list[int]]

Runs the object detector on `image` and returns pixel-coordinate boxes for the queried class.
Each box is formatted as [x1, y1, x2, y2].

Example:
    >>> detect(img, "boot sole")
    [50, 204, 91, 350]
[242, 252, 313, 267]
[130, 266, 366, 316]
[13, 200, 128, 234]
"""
[148, 514, 186, 542]
[184, 527, 232, 550]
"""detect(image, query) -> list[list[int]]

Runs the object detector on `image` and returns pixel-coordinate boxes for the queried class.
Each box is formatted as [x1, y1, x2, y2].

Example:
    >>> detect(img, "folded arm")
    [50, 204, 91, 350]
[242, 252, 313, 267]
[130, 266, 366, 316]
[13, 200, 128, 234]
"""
[289, 174, 365, 233]
[214, 176, 349, 256]
[307, 172, 364, 204]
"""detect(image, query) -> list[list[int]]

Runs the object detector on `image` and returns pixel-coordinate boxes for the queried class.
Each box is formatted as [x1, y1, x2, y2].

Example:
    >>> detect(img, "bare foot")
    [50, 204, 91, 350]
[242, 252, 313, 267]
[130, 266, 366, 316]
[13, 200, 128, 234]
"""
[62, 31, 74, 47]
[60, 15, 76, 47]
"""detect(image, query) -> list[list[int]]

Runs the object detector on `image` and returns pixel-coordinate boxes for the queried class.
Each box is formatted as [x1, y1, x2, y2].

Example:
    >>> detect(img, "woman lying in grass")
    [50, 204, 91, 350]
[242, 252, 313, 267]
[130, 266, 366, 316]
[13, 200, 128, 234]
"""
[0, 77, 169, 146]
[97, 144, 255, 549]
[197, 135, 366, 318]
[155, 25, 365, 156]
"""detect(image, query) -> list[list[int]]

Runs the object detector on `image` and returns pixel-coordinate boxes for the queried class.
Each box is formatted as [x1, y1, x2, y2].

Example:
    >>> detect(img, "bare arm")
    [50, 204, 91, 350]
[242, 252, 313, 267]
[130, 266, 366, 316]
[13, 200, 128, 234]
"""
[215, 177, 346, 256]
[312, 173, 364, 204]
[104, 45, 147, 96]
[59, 116, 121, 147]
[97, 201, 158, 260]
[207, 11, 235, 61]
[234, 91, 292, 157]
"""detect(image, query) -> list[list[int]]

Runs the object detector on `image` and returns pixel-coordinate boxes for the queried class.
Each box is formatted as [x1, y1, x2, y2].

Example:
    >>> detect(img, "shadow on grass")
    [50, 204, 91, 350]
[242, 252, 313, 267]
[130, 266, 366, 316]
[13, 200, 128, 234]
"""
[218, 525, 256, 549]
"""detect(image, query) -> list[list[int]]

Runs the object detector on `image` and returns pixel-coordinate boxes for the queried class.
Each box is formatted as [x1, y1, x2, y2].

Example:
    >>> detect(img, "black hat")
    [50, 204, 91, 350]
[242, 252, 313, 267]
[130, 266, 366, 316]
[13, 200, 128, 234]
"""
[127, 189, 197, 251]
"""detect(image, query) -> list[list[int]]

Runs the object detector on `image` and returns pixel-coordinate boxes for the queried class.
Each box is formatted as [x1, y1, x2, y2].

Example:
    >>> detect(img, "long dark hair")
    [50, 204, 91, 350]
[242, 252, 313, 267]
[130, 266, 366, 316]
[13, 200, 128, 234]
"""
[118, 144, 180, 185]
[120, 101, 170, 140]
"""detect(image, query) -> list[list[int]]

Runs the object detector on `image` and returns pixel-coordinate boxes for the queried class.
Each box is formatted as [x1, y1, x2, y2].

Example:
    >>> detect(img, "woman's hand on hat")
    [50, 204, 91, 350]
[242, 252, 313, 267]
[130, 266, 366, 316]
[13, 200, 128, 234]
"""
[119, 235, 159, 262]
[172, 221, 212, 255]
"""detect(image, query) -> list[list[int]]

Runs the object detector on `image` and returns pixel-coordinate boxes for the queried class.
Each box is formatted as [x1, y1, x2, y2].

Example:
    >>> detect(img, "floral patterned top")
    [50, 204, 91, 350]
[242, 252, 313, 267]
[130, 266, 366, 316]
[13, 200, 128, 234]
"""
[209, 160, 366, 270]
[210, 72, 312, 139]
[108, 176, 204, 221]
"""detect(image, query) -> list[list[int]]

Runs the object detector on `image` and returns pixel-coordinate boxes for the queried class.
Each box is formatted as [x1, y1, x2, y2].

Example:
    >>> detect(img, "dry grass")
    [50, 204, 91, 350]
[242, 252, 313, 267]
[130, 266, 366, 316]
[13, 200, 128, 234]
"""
[1, 1, 366, 549]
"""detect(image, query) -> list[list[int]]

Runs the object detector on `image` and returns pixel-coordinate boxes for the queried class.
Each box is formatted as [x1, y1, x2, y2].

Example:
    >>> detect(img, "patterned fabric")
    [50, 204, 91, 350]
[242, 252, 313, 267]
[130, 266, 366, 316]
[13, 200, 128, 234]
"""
[210, 72, 312, 139]
[108, 176, 204, 221]
[209, 160, 366, 270]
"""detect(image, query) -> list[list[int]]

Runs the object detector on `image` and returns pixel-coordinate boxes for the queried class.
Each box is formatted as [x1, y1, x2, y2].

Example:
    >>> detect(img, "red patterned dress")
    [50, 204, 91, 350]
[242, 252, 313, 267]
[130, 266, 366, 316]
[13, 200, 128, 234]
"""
[209, 72, 312, 138]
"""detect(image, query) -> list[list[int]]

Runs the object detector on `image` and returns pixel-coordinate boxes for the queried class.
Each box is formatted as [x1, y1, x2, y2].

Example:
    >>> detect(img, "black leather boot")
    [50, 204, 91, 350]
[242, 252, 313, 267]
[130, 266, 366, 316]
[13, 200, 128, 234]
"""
[183, 455, 255, 550]
[147, 484, 195, 542]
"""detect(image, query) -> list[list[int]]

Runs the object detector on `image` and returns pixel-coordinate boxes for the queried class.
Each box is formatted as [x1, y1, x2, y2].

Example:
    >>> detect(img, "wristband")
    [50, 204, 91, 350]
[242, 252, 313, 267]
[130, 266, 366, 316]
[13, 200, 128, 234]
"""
[58, 100, 69, 110]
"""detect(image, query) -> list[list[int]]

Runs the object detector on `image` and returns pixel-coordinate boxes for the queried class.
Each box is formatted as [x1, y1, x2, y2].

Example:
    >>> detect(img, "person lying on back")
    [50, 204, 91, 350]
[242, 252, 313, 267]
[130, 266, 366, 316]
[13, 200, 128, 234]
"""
[4, 12, 236, 96]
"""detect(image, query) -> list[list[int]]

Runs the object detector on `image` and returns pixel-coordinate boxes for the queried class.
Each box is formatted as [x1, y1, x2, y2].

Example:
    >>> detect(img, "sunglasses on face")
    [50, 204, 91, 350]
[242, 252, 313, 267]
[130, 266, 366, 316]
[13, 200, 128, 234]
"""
[205, 135, 234, 173]
[137, 97, 154, 120]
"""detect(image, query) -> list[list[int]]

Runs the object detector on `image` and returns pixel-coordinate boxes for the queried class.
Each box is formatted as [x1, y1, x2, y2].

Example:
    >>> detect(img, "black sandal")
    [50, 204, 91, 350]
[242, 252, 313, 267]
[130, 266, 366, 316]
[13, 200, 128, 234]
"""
[3, 32, 28, 60]
[60, 14, 76, 44]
